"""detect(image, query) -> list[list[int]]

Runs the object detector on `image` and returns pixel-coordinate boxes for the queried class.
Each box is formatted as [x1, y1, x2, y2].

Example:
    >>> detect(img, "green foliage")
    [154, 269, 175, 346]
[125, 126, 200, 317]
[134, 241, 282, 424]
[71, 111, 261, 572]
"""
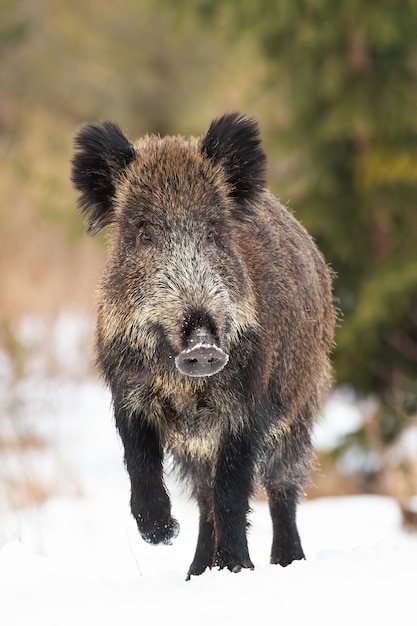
[260, 0, 417, 407]
[0, 0, 218, 136]
[181, 0, 417, 434]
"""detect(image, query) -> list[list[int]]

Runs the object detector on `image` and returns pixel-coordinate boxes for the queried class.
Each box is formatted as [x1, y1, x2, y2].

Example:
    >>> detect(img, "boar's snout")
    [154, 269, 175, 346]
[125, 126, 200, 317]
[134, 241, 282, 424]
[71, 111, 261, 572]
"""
[175, 327, 229, 378]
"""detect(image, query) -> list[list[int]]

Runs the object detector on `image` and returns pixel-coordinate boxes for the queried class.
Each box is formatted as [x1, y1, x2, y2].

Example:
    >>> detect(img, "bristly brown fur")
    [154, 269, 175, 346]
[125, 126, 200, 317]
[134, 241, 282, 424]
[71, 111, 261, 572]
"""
[71, 112, 337, 578]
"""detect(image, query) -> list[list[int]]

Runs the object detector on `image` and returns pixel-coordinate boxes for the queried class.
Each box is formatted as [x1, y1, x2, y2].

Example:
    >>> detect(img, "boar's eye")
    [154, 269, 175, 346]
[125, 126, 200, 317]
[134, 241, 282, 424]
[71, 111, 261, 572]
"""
[206, 221, 229, 247]
[207, 221, 222, 244]
[137, 224, 156, 248]
[141, 231, 153, 244]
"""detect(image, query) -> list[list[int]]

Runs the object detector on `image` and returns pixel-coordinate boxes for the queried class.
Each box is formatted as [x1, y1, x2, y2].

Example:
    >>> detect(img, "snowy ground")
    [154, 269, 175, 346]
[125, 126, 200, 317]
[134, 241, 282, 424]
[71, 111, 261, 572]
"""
[1, 327, 416, 625]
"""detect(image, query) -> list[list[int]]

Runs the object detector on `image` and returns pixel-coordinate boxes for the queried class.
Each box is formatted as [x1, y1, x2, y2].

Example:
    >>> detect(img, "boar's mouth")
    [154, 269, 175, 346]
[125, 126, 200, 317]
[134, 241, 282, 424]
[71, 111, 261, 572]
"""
[175, 327, 229, 377]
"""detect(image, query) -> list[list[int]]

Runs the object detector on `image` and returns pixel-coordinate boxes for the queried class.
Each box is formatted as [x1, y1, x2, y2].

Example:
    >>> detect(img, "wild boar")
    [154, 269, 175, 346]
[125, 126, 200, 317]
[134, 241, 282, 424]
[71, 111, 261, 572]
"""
[71, 112, 336, 578]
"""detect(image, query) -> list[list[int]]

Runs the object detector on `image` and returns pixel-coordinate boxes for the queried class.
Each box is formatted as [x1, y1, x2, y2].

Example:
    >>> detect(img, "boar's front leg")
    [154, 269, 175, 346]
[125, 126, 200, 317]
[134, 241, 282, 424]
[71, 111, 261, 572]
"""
[115, 404, 179, 545]
[212, 432, 255, 573]
[186, 491, 215, 580]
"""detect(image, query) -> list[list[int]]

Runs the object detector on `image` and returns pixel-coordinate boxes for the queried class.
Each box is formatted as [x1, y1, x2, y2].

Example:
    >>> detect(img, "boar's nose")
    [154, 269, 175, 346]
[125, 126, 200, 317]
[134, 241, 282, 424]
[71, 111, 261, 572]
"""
[175, 328, 229, 377]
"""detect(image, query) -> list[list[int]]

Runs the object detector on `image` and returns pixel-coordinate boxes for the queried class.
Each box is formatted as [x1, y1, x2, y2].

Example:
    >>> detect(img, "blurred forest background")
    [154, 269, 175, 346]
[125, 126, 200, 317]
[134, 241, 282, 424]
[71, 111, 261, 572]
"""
[1, 0, 417, 513]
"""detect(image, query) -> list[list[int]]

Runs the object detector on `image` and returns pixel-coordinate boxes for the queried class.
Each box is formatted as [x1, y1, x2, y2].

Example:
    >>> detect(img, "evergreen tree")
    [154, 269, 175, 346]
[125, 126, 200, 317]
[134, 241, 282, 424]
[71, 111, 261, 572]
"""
[189, 0, 417, 436]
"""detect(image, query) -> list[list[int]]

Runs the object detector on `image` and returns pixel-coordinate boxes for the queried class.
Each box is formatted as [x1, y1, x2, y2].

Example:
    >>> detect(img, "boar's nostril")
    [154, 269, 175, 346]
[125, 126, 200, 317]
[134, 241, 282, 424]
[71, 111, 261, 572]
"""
[175, 328, 229, 377]
[175, 346, 229, 377]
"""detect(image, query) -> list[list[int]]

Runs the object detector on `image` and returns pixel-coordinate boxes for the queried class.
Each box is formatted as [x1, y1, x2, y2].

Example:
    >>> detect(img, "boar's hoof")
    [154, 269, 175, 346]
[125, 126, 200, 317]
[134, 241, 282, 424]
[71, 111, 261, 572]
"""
[186, 563, 211, 581]
[215, 550, 254, 573]
[226, 559, 254, 573]
[139, 517, 180, 546]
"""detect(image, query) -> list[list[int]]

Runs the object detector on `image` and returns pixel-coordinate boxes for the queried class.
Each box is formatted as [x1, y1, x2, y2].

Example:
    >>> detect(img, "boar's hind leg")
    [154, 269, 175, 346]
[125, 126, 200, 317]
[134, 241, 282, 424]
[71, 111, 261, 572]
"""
[263, 429, 309, 566]
[266, 485, 305, 566]
[115, 405, 179, 546]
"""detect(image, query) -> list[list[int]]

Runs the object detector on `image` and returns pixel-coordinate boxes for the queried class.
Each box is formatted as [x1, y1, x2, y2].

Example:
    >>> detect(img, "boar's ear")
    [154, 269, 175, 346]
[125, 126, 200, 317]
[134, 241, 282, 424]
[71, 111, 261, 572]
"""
[200, 112, 267, 210]
[71, 121, 136, 234]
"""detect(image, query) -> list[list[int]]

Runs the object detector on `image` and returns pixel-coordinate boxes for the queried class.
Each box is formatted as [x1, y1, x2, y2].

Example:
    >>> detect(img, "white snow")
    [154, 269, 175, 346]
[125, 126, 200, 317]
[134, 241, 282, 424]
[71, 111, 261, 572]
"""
[1, 339, 416, 625]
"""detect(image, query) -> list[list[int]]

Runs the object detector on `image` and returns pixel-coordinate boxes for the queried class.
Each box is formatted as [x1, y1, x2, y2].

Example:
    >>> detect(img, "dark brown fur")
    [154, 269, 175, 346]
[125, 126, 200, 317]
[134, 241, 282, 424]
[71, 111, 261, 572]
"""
[71, 113, 336, 578]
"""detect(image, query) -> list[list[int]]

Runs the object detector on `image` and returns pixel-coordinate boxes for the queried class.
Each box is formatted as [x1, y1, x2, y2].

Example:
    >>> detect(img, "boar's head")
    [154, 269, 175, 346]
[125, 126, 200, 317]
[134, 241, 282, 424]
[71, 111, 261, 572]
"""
[71, 113, 266, 377]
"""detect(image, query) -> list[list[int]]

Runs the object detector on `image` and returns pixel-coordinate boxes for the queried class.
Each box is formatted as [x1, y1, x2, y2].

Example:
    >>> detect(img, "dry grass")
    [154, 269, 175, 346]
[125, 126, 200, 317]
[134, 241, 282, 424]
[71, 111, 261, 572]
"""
[0, 476, 58, 511]
[0, 420, 82, 512]
[0, 107, 106, 326]
[384, 419, 417, 530]
[0, 113, 101, 511]
[0, 208, 104, 323]
[306, 464, 365, 499]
